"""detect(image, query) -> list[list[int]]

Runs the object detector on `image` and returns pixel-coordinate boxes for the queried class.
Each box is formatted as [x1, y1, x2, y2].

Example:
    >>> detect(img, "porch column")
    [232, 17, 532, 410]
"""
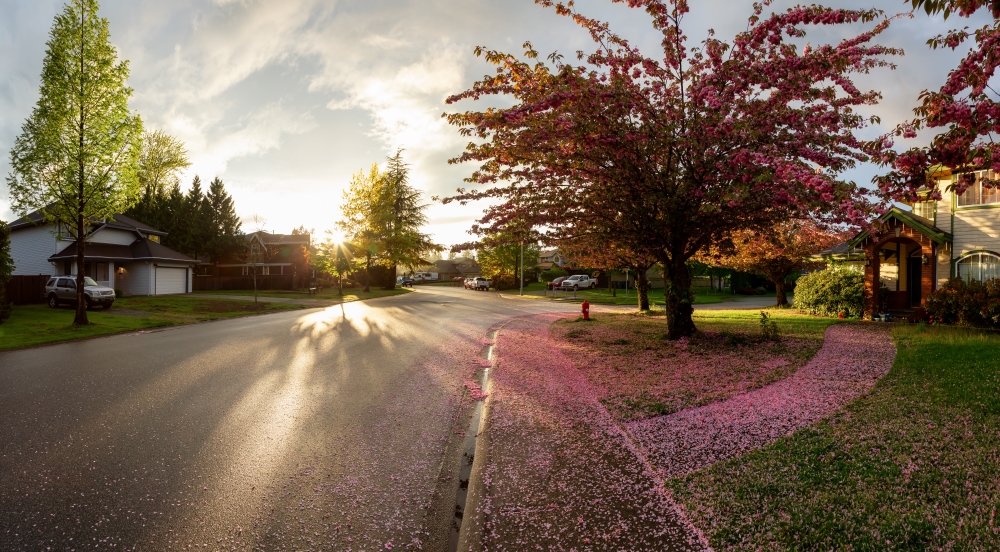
[864, 244, 880, 317]
[921, 243, 935, 307]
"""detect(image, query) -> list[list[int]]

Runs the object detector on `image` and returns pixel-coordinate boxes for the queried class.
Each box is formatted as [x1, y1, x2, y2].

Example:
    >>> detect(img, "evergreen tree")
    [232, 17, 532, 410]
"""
[161, 182, 187, 251]
[206, 177, 241, 262]
[184, 176, 211, 259]
[6, 0, 143, 325]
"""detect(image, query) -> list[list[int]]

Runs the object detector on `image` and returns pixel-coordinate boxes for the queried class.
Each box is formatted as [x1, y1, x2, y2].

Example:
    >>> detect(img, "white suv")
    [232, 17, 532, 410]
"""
[558, 275, 596, 290]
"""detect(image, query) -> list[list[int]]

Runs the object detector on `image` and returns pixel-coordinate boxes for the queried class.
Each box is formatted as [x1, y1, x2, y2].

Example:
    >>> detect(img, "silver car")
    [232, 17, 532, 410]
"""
[45, 276, 116, 310]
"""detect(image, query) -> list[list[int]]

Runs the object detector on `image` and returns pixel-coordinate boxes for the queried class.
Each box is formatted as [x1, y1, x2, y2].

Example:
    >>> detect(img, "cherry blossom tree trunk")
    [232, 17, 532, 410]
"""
[635, 270, 650, 311]
[662, 258, 696, 339]
[775, 280, 788, 308]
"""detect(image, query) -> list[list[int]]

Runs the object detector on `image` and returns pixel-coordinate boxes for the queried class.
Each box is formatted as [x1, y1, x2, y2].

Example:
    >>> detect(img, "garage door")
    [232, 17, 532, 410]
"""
[155, 267, 187, 295]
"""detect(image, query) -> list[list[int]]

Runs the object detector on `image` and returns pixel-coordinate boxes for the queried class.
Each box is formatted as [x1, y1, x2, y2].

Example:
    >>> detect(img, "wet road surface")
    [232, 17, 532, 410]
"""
[0, 287, 577, 551]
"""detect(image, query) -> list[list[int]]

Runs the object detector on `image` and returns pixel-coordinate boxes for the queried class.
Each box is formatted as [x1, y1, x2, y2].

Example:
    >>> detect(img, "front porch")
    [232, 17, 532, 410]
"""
[851, 208, 952, 316]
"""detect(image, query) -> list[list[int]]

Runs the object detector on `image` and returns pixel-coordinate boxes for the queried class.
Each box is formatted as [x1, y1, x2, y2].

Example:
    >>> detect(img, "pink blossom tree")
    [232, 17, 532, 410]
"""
[443, 0, 897, 338]
[876, 0, 1000, 198]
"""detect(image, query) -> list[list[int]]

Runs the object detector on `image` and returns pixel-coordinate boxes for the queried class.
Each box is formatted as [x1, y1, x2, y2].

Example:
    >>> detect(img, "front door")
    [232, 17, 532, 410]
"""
[907, 257, 922, 307]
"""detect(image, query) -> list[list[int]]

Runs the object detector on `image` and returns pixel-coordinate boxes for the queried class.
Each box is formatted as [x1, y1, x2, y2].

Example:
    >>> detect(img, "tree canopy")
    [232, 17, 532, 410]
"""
[339, 150, 438, 291]
[6, 0, 143, 325]
[443, 0, 899, 337]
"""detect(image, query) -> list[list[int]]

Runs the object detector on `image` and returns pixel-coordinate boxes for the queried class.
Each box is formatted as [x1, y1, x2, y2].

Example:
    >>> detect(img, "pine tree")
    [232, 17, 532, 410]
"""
[6, 0, 143, 325]
[184, 176, 210, 259]
[206, 177, 241, 262]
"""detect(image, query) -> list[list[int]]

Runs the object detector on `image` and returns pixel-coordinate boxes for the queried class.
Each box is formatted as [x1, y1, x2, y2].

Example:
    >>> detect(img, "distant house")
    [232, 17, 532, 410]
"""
[538, 249, 569, 270]
[214, 231, 311, 277]
[8, 210, 198, 295]
[413, 258, 482, 281]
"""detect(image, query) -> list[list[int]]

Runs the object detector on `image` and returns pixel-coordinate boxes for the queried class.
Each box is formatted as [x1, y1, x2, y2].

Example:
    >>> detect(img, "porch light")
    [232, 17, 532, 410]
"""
[922, 254, 930, 266]
[865, 257, 871, 267]
[118, 267, 124, 274]
[894, 227, 902, 238]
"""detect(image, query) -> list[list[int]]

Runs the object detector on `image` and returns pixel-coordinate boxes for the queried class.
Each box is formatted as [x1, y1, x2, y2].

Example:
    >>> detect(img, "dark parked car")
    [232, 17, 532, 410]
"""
[398, 277, 413, 287]
[547, 276, 568, 290]
[44, 276, 115, 309]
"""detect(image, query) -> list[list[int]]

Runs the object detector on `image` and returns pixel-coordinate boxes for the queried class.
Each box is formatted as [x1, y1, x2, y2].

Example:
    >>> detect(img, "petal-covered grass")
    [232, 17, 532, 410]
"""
[667, 324, 1000, 551]
[550, 310, 842, 421]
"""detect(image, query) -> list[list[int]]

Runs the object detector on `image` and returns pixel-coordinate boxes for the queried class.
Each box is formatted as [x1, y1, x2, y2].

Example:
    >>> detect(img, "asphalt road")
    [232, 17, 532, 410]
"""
[0, 287, 579, 552]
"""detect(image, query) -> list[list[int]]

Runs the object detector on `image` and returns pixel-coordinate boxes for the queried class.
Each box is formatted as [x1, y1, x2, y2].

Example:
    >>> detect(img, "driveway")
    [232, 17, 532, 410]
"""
[0, 287, 579, 551]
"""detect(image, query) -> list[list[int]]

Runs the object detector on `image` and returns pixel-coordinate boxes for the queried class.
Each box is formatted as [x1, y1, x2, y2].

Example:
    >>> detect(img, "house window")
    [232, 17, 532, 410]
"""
[957, 253, 1000, 283]
[912, 199, 936, 220]
[148, 234, 160, 244]
[957, 171, 1000, 207]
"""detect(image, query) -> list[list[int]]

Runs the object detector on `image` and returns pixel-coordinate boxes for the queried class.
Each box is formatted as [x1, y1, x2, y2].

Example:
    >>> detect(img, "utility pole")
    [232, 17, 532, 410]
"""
[519, 241, 524, 296]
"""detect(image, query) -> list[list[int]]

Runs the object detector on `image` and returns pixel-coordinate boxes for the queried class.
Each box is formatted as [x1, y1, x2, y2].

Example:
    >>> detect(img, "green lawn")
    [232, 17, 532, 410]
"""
[0, 296, 306, 351]
[668, 323, 1000, 550]
[193, 287, 412, 302]
[0, 305, 171, 350]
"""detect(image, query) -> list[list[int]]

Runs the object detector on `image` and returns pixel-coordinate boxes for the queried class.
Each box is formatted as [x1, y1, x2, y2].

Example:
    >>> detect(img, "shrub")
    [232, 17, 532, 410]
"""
[925, 277, 1000, 328]
[792, 265, 864, 317]
[540, 267, 569, 282]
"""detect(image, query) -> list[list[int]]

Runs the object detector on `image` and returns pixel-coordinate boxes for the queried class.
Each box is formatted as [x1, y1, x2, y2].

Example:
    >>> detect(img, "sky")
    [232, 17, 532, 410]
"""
[0, 0, 989, 247]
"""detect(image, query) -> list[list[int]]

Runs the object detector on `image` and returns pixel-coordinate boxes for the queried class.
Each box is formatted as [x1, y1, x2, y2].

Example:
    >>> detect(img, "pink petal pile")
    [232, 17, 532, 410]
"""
[626, 324, 896, 479]
[468, 314, 707, 551]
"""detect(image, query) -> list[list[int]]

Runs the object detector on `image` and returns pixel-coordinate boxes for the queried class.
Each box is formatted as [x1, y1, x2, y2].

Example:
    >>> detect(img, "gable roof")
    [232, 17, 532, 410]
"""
[246, 231, 310, 246]
[48, 238, 197, 264]
[9, 208, 167, 236]
[848, 206, 952, 248]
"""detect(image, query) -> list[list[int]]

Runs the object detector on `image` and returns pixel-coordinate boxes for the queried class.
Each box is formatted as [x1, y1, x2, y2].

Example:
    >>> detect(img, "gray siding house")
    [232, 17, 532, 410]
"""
[8, 211, 198, 296]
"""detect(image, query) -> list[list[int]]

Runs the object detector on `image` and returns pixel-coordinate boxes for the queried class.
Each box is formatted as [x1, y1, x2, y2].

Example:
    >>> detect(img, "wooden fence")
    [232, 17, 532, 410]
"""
[5, 275, 50, 305]
[192, 275, 296, 292]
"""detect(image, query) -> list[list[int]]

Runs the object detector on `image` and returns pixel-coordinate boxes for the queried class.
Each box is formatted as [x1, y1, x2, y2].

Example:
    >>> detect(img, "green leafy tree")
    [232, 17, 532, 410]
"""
[126, 130, 190, 227]
[339, 152, 438, 292]
[6, 0, 143, 325]
[0, 221, 13, 324]
[315, 235, 353, 296]
[478, 238, 541, 290]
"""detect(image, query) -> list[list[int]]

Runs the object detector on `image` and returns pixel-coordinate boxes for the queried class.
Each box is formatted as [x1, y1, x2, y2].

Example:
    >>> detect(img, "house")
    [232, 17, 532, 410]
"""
[538, 249, 569, 270]
[8, 210, 198, 295]
[214, 231, 311, 277]
[821, 167, 1000, 314]
[412, 258, 482, 281]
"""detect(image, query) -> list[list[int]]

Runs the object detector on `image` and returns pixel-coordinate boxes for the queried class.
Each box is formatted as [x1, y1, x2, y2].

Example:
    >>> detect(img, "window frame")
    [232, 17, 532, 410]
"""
[956, 170, 1000, 208]
[956, 252, 1000, 283]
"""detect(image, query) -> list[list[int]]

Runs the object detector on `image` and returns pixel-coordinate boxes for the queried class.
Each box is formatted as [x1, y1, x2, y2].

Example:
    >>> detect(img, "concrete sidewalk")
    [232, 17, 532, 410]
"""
[459, 314, 706, 551]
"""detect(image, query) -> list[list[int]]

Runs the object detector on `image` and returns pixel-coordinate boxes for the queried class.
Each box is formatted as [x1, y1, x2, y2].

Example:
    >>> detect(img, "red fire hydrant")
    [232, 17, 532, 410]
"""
[582, 300, 590, 321]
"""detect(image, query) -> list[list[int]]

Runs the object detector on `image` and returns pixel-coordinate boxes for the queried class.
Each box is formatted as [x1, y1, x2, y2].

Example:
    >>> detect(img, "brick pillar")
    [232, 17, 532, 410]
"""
[864, 245, 879, 317]
[921, 245, 935, 307]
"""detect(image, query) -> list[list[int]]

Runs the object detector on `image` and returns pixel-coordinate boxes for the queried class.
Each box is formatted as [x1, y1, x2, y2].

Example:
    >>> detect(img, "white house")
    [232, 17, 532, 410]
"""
[819, 167, 1000, 313]
[8, 210, 198, 296]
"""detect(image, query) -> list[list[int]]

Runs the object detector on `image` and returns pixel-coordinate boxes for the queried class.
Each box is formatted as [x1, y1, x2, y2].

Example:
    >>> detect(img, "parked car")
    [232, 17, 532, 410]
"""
[547, 276, 568, 290]
[558, 274, 597, 290]
[472, 277, 490, 291]
[45, 276, 115, 309]
[398, 277, 413, 287]
[464, 277, 476, 289]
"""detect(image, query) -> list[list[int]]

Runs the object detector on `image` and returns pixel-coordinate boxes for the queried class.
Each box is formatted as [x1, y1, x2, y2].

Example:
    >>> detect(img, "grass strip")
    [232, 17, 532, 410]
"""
[667, 323, 1000, 550]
